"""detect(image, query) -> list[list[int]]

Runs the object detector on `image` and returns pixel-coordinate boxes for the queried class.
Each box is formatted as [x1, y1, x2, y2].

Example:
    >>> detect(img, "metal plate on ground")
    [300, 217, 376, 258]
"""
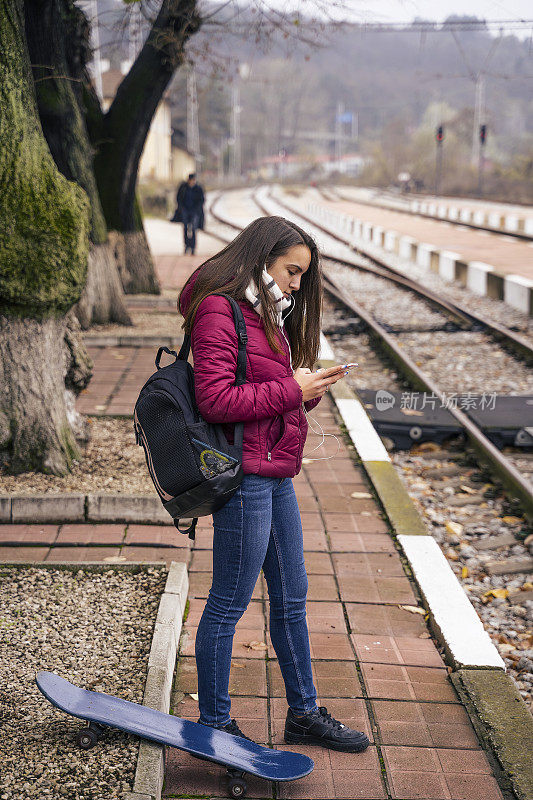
[358, 389, 461, 449]
[465, 395, 533, 449]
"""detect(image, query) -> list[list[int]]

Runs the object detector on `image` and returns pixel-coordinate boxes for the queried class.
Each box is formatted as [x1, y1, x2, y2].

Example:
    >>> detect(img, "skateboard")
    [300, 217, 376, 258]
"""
[36, 671, 314, 799]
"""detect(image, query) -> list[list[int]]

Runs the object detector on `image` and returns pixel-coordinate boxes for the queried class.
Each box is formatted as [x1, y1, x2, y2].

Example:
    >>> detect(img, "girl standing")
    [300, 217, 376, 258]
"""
[178, 216, 369, 753]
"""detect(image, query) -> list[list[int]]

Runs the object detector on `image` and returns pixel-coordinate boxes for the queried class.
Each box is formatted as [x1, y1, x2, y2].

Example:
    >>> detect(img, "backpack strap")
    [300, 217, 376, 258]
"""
[178, 293, 247, 452]
[174, 517, 198, 541]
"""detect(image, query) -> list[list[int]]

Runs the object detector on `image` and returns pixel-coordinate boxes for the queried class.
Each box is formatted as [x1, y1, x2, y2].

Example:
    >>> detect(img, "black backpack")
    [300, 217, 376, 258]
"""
[133, 294, 247, 540]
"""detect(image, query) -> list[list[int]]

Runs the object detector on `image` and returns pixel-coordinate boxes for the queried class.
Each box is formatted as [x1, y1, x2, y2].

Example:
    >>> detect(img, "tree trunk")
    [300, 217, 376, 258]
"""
[75, 242, 133, 328]
[91, 0, 201, 293]
[0, 314, 92, 474]
[24, 0, 133, 325]
[0, 0, 91, 475]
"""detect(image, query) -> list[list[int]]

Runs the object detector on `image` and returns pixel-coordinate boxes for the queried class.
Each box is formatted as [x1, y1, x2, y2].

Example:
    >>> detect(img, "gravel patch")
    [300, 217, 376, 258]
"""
[0, 565, 167, 800]
[0, 418, 153, 496]
[393, 445, 533, 712]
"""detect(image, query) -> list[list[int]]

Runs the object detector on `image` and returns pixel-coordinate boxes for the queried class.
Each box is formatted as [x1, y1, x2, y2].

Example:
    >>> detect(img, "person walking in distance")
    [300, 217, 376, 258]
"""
[178, 216, 370, 754]
[176, 173, 205, 255]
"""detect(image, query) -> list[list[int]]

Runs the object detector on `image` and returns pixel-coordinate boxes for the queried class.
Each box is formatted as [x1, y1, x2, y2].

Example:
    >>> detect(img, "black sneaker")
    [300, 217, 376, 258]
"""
[284, 706, 370, 752]
[198, 718, 256, 743]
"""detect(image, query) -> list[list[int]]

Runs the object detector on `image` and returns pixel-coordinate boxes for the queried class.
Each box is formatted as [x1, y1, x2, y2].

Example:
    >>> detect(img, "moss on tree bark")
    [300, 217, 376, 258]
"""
[0, 0, 92, 475]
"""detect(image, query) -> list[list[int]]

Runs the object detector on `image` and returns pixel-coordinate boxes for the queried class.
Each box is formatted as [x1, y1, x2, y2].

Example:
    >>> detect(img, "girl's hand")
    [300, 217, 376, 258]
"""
[293, 365, 347, 402]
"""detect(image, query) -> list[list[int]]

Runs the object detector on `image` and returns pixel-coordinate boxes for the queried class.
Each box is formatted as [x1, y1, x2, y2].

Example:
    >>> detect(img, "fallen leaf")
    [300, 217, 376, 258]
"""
[501, 516, 523, 525]
[398, 605, 426, 615]
[461, 566, 468, 578]
[482, 588, 509, 600]
[189, 693, 199, 701]
[418, 632, 431, 639]
[524, 535, 533, 547]
[230, 661, 245, 669]
[244, 641, 268, 650]
[351, 491, 372, 499]
[460, 485, 477, 494]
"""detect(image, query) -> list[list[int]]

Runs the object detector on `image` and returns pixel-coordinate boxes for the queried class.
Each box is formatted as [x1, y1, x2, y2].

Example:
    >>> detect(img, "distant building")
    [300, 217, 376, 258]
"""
[171, 130, 196, 184]
[100, 67, 193, 183]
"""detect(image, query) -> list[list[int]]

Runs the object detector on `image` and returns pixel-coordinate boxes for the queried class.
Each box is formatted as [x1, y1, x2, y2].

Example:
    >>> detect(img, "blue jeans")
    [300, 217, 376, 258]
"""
[195, 474, 318, 726]
[182, 208, 200, 252]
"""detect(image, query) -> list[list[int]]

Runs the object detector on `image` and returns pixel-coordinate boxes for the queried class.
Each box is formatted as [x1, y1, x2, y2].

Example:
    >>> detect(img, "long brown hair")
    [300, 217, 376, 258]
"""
[178, 216, 323, 369]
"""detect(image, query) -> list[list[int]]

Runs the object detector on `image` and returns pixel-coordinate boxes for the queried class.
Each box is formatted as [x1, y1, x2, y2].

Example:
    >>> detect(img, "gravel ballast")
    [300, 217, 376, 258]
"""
[0, 566, 167, 800]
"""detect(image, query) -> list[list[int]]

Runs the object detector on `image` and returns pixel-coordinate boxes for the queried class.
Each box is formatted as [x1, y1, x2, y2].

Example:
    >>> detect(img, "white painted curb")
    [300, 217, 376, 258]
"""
[127, 561, 189, 800]
[398, 535, 506, 669]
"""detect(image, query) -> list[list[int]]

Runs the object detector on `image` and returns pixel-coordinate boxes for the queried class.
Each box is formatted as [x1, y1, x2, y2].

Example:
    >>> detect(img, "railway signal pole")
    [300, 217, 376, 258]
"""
[478, 124, 487, 197]
[435, 125, 444, 196]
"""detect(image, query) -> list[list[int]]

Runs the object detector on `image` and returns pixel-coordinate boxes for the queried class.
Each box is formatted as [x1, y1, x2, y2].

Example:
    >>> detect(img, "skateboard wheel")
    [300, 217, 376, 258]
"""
[227, 776, 247, 798]
[75, 728, 98, 750]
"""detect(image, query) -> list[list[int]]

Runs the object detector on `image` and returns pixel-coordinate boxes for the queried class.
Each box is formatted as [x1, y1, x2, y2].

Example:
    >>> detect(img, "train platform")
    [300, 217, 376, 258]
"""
[1, 220, 531, 800]
[306, 193, 533, 281]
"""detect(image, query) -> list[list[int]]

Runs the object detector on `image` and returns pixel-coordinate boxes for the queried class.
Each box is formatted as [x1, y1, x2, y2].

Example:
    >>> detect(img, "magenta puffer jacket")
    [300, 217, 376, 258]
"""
[179, 273, 321, 478]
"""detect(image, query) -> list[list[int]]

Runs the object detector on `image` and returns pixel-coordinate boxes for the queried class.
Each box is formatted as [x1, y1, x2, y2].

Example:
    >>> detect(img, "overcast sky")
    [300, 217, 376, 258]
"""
[286, 0, 533, 39]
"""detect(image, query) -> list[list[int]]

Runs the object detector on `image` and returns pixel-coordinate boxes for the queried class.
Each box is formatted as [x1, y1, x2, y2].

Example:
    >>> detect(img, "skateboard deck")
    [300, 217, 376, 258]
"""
[36, 671, 314, 792]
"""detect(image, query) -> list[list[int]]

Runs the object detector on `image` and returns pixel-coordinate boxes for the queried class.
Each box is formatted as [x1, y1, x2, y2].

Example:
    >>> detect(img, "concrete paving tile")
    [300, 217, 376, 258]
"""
[332, 551, 406, 578]
[0, 546, 50, 562]
[304, 600, 347, 634]
[388, 770, 450, 799]
[427, 723, 481, 749]
[378, 721, 434, 747]
[45, 546, 121, 562]
[307, 632, 354, 660]
[328, 532, 396, 553]
[331, 767, 387, 799]
[57, 523, 125, 545]
[443, 773, 504, 800]
[302, 551, 334, 574]
[125, 524, 189, 547]
[346, 602, 428, 637]
[307, 573, 339, 601]
[351, 634, 443, 667]
[360, 664, 458, 702]
[188, 549, 214, 571]
[119, 546, 183, 566]
[435, 747, 493, 773]
[341, 576, 417, 605]
[0, 524, 59, 545]
[299, 512, 325, 531]
[302, 530, 329, 551]
[276, 768, 334, 799]
[382, 744, 441, 772]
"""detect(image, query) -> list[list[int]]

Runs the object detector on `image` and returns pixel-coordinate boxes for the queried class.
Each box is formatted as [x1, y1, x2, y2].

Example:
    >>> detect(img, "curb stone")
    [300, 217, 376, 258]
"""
[129, 560, 189, 800]
[0, 493, 182, 525]
[451, 669, 533, 800]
